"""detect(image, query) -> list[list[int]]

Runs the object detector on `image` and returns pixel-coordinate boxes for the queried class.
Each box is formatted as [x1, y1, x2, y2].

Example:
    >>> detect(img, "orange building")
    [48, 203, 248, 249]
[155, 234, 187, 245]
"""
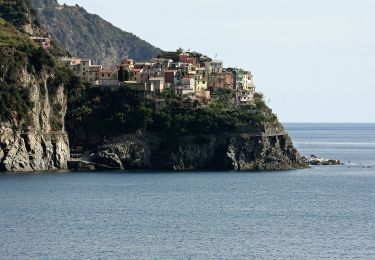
[210, 71, 234, 89]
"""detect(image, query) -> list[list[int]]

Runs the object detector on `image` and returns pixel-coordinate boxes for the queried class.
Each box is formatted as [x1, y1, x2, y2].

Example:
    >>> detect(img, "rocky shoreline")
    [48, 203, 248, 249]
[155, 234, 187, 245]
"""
[302, 155, 342, 166]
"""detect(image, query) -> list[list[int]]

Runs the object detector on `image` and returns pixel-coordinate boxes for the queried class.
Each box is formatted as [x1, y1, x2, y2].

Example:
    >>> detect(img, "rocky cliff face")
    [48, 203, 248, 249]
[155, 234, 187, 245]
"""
[90, 124, 307, 171]
[0, 0, 70, 172]
[0, 66, 70, 172]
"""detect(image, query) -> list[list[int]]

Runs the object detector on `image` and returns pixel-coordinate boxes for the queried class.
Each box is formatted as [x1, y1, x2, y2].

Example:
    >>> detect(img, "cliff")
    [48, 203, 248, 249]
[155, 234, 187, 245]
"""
[67, 88, 307, 171]
[30, 0, 161, 67]
[90, 126, 306, 171]
[0, 0, 70, 171]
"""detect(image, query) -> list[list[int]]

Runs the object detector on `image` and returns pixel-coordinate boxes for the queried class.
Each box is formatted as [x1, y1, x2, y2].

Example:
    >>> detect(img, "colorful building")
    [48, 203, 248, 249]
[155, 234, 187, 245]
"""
[164, 70, 178, 85]
[179, 53, 198, 65]
[194, 75, 208, 92]
[227, 68, 255, 103]
[69, 59, 102, 83]
[211, 71, 234, 89]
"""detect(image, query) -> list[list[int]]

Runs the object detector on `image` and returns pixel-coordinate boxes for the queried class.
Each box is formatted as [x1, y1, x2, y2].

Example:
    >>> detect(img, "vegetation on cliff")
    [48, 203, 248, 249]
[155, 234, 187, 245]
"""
[0, 0, 38, 28]
[0, 0, 74, 129]
[66, 84, 278, 148]
[157, 48, 212, 64]
[30, 0, 161, 67]
[0, 0, 72, 171]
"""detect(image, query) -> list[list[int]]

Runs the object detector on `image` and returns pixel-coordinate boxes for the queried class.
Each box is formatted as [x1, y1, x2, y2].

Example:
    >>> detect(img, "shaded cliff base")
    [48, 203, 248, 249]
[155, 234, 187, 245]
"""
[69, 131, 307, 172]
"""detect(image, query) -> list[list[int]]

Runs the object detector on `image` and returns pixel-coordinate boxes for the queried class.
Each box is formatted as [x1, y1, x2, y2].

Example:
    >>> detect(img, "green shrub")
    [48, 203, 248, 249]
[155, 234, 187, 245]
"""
[28, 47, 54, 72]
[0, 83, 33, 124]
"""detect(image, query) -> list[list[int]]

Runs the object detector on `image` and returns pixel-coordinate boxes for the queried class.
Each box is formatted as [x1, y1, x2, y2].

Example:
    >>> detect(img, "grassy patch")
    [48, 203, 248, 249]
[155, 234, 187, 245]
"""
[0, 17, 31, 47]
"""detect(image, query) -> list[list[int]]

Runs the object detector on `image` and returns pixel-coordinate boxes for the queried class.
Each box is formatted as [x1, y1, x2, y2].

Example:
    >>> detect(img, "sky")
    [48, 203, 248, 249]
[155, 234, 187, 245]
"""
[60, 0, 375, 123]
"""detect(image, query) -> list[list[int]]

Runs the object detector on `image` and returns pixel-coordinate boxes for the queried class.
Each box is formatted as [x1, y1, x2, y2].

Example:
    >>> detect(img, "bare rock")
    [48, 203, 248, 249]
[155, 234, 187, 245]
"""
[90, 151, 123, 169]
[1, 135, 32, 172]
[303, 155, 342, 166]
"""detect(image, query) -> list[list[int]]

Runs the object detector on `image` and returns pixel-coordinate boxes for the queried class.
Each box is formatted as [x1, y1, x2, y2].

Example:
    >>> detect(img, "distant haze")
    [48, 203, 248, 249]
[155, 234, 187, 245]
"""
[60, 0, 375, 123]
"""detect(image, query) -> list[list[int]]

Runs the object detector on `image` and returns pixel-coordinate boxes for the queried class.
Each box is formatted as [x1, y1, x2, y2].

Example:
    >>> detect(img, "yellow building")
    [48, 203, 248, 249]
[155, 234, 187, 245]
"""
[194, 75, 208, 92]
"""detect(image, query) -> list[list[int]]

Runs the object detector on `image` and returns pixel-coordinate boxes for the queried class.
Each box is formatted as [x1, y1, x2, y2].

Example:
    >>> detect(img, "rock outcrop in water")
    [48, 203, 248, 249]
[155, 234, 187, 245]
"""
[302, 155, 342, 166]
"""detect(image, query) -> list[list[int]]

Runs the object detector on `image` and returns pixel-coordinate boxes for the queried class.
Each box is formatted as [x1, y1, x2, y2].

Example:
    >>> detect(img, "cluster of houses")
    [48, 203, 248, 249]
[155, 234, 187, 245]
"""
[60, 52, 256, 105]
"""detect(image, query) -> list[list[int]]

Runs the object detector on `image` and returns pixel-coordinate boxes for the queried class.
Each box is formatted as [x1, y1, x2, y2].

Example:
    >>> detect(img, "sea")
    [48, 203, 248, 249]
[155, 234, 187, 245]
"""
[0, 123, 374, 259]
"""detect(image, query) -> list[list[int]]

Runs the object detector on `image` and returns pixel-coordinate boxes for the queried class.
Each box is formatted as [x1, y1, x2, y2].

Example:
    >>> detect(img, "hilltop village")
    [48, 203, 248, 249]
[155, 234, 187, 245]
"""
[29, 36, 256, 106]
[58, 51, 256, 106]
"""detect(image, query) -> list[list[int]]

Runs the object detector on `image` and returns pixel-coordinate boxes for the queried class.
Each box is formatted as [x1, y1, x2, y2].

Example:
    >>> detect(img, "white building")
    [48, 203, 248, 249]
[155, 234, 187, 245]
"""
[149, 77, 165, 93]
[150, 58, 173, 70]
[204, 60, 223, 74]
[174, 78, 195, 97]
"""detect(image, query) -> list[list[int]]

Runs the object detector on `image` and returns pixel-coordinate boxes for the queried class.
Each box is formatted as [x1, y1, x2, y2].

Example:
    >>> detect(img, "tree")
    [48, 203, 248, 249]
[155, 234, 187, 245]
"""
[118, 66, 128, 82]
[125, 69, 129, 81]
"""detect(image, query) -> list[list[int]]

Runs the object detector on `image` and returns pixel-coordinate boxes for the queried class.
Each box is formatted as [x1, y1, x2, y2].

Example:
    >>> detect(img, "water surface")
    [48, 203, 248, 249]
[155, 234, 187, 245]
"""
[0, 123, 374, 259]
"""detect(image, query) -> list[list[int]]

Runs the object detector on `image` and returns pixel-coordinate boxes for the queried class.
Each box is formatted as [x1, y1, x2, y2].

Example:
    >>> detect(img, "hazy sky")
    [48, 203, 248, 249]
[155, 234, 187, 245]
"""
[60, 0, 375, 122]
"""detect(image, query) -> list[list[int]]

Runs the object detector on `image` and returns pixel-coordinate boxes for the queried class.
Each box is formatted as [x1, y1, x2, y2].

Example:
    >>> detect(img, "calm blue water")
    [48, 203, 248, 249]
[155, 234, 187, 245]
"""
[0, 124, 375, 259]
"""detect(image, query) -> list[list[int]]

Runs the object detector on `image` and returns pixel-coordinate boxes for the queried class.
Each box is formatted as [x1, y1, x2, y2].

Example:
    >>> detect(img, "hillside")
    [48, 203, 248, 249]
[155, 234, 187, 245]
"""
[31, 0, 160, 67]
